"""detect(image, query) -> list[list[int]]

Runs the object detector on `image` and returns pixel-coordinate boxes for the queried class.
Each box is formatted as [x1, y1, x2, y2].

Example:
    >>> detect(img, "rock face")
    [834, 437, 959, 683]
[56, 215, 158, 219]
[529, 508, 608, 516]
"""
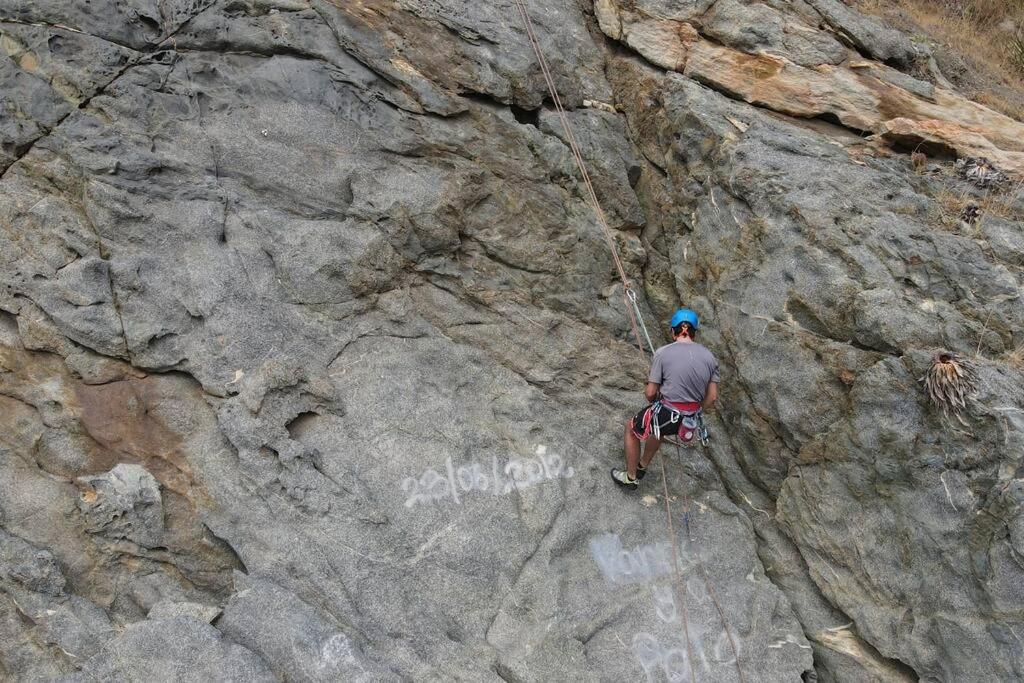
[77, 464, 165, 548]
[1, 0, 1022, 681]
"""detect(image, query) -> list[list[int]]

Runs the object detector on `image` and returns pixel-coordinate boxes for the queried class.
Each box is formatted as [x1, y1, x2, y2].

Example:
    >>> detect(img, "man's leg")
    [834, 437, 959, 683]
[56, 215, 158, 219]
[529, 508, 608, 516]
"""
[623, 422, 642, 480]
[640, 437, 662, 470]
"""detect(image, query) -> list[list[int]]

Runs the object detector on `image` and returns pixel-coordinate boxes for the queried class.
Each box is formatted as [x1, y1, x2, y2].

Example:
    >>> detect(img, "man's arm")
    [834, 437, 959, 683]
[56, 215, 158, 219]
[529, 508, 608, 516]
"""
[702, 381, 718, 411]
[647, 351, 663, 403]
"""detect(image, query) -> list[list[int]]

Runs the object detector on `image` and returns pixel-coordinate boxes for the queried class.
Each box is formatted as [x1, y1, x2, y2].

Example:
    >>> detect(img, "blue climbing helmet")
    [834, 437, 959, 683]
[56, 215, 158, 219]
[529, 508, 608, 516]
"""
[670, 308, 699, 331]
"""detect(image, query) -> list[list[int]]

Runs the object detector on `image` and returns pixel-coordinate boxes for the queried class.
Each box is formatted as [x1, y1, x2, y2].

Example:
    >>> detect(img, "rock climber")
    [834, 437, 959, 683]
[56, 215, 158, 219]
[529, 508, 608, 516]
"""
[611, 308, 719, 488]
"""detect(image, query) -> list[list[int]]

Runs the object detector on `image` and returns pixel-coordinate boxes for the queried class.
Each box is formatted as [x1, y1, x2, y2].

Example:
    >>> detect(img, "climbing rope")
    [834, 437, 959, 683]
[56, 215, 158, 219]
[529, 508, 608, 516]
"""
[508, 3, 746, 681]
[674, 442, 745, 682]
[508, 0, 649, 360]
[508, 1, 693, 679]
[626, 287, 656, 356]
[656, 451, 700, 683]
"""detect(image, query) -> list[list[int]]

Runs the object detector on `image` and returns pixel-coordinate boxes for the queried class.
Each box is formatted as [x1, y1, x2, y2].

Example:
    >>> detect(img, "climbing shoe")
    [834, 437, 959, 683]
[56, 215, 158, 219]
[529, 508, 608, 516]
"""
[636, 463, 647, 480]
[610, 468, 639, 488]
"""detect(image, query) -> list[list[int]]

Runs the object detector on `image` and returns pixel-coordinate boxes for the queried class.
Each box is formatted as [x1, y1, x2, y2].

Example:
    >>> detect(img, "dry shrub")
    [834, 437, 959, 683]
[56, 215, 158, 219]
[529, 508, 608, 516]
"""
[1012, 30, 1024, 72]
[911, 150, 927, 173]
[1007, 343, 1024, 368]
[978, 180, 1024, 221]
[930, 186, 975, 230]
[858, 0, 1024, 119]
[938, 0, 1024, 27]
[929, 179, 1023, 233]
[923, 351, 977, 416]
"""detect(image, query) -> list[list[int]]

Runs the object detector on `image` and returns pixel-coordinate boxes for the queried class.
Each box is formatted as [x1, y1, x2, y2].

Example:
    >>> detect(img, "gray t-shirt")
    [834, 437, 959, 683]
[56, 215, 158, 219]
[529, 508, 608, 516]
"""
[648, 341, 720, 404]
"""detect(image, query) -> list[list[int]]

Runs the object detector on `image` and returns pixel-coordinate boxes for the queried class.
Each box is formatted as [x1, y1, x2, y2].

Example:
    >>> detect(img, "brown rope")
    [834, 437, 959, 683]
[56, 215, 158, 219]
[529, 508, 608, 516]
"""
[658, 452, 699, 683]
[510, 0, 636, 312]
[508, 4, 745, 681]
[507, 3, 696, 679]
[675, 443, 746, 682]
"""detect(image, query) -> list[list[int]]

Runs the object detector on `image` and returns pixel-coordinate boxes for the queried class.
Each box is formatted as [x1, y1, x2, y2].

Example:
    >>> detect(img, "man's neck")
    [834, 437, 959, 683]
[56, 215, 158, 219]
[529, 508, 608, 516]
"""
[674, 336, 694, 344]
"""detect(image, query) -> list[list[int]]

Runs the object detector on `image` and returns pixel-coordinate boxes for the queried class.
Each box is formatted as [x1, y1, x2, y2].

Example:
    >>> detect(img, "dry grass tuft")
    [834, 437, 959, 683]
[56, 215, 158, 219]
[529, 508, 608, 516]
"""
[930, 178, 1024, 231]
[979, 180, 1024, 220]
[923, 351, 977, 416]
[1006, 344, 1024, 368]
[932, 187, 968, 230]
[911, 150, 927, 173]
[1012, 30, 1024, 72]
[939, 0, 1024, 28]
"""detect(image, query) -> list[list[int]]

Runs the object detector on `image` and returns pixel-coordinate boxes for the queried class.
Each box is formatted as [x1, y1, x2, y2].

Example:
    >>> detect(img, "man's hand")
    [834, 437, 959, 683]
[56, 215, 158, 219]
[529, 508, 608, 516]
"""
[644, 382, 661, 403]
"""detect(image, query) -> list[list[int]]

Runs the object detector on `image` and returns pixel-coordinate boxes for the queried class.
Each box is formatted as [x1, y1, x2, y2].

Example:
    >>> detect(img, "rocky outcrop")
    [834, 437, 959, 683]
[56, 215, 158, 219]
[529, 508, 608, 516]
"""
[77, 464, 165, 548]
[1, 0, 1022, 681]
[595, 0, 1024, 175]
[806, 0, 917, 68]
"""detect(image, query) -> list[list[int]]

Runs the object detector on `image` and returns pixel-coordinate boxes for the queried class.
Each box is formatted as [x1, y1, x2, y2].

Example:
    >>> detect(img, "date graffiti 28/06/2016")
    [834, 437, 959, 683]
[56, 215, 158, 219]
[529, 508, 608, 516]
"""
[402, 446, 575, 508]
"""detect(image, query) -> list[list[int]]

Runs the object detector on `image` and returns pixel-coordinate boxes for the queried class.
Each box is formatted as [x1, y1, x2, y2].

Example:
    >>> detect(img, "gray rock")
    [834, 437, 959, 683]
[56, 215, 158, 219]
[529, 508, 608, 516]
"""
[0, 592, 68, 681]
[538, 107, 646, 230]
[0, 530, 115, 661]
[611, 61, 1024, 678]
[2, 538, 66, 596]
[851, 61, 936, 101]
[76, 464, 165, 548]
[66, 616, 275, 683]
[128, 573, 191, 613]
[1, 0, 211, 51]
[807, 0, 918, 68]
[703, 0, 788, 54]
[34, 596, 116, 661]
[703, 0, 847, 67]
[147, 600, 222, 623]
[0, 15, 145, 174]
[0, 42, 70, 170]
[1010, 507, 1024, 564]
[217, 574, 394, 682]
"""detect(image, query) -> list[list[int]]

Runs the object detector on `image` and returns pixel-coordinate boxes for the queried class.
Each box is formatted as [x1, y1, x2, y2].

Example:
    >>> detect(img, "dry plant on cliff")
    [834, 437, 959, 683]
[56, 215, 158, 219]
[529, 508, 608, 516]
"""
[858, 0, 1024, 120]
[923, 351, 977, 417]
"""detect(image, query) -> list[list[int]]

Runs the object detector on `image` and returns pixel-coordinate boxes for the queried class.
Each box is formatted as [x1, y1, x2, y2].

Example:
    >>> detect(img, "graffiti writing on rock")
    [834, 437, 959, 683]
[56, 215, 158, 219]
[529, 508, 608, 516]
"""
[632, 630, 739, 682]
[589, 533, 677, 585]
[588, 532, 741, 680]
[651, 583, 678, 624]
[402, 446, 575, 508]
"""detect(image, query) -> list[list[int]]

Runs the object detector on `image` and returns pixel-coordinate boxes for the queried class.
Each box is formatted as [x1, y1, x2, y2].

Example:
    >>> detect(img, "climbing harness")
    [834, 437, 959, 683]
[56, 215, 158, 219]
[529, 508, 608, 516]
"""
[509, 3, 742, 681]
[635, 400, 705, 446]
[650, 401, 681, 442]
[660, 409, 710, 448]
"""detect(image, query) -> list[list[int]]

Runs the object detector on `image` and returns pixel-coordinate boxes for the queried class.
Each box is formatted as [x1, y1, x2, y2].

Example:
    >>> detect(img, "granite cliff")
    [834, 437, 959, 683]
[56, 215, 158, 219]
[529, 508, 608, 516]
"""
[1, 0, 1023, 680]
